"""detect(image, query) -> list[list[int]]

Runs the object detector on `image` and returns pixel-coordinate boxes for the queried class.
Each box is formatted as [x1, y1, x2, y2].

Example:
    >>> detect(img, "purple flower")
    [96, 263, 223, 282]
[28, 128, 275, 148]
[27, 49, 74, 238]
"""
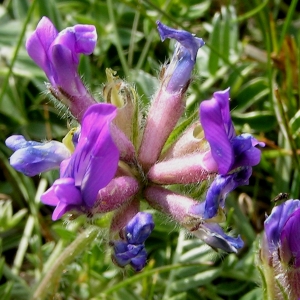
[190, 167, 252, 219]
[112, 241, 147, 272]
[122, 212, 155, 244]
[200, 88, 264, 175]
[156, 21, 204, 93]
[5, 135, 70, 176]
[26, 17, 97, 120]
[111, 212, 154, 271]
[193, 223, 244, 253]
[264, 199, 300, 255]
[41, 103, 119, 220]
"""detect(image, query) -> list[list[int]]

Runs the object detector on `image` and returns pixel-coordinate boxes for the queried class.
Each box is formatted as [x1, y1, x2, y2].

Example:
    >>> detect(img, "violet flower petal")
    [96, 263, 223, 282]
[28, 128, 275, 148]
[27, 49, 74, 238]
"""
[54, 25, 97, 57]
[6, 135, 40, 151]
[156, 21, 204, 93]
[264, 199, 300, 252]
[194, 223, 243, 253]
[190, 167, 252, 219]
[26, 17, 58, 81]
[130, 247, 147, 271]
[156, 21, 204, 60]
[51, 44, 86, 96]
[41, 178, 82, 206]
[200, 88, 235, 174]
[280, 208, 300, 267]
[62, 103, 119, 207]
[231, 134, 263, 170]
[52, 202, 78, 221]
[125, 212, 154, 244]
[112, 242, 144, 266]
[5, 135, 70, 177]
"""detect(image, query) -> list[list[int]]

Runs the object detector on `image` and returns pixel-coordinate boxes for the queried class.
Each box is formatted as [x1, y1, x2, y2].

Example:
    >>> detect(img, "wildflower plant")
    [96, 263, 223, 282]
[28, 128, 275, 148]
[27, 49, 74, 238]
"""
[11, 0, 300, 296]
[5, 15, 265, 280]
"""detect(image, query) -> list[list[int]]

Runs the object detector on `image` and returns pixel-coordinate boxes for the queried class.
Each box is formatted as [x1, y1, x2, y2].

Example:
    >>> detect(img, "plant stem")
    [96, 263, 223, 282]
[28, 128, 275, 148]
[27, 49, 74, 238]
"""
[32, 226, 99, 300]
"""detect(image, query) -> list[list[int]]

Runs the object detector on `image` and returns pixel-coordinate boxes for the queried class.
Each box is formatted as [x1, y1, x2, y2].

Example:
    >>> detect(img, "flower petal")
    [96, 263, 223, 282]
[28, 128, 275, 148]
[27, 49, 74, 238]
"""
[52, 202, 77, 221]
[54, 25, 97, 57]
[203, 167, 252, 219]
[125, 212, 154, 244]
[63, 103, 119, 207]
[51, 44, 86, 96]
[194, 223, 244, 253]
[280, 208, 300, 267]
[6, 137, 70, 177]
[26, 17, 58, 81]
[200, 88, 235, 174]
[156, 21, 204, 93]
[264, 199, 300, 252]
[231, 134, 263, 170]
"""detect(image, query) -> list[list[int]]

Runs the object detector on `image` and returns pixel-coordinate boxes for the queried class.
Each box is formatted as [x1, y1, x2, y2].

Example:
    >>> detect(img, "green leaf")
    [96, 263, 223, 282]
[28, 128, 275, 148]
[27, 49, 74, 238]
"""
[171, 269, 221, 292]
[208, 13, 221, 75]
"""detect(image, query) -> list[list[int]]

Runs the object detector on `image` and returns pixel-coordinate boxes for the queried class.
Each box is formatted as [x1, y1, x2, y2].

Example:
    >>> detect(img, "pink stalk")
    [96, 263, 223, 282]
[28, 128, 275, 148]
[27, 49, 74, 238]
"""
[110, 123, 136, 162]
[49, 85, 97, 122]
[138, 88, 185, 171]
[110, 198, 140, 234]
[92, 176, 139, 215]
[148, 152, 218, 185]
[144, 186, 198, 224]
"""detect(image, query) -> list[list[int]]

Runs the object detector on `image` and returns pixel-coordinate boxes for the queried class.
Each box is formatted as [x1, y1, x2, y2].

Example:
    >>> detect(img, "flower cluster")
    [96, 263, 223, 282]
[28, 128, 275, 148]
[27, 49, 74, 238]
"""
[6, 17, 264, 271]
[261, 199, 300, 299]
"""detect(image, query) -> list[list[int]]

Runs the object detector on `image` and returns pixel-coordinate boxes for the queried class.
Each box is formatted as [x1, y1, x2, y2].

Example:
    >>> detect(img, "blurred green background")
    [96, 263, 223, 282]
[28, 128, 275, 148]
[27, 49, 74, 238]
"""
[0, 0, 299, 299]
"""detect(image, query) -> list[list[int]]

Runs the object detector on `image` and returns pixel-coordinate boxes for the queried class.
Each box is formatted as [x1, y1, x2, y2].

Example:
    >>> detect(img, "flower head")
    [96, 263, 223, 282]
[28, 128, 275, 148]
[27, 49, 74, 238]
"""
[5, 135, 70, 176]
[26, 17, 97, 120]
[111, 212, 154, 271]
[189, 166, 252, 219]
[200, 88, 264, 174]
[156, 21, 204, 93]
[193, 223, 244, 253]
[41, 103, 119, 220]
[264, 199, 300, 257]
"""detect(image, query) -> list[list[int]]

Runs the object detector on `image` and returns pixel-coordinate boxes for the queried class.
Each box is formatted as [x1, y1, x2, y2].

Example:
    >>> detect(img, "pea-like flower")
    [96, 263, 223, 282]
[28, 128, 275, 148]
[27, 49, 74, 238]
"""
[261, 199, 300, 299]
[200, 88, 264, 174]
[138, 21, 204, 170]
[41, 103, 119, 220]
[189, 166, 253, 219]
[264, 199, 300, 263]
[111, 212, 154, 271]
[156, 21, 205, 93]
[5, 135, 71, 176]
[26, 17, 97, 120]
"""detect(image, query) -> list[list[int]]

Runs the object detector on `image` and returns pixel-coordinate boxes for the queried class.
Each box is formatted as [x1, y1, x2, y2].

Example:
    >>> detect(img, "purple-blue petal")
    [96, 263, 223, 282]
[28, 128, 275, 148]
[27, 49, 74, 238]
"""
[264, 199, 300, 252]
[125, 212, 154, 244]
[231, 134, 263, 170]
[130, 247, 147, 271]
[6, 137, 70, 177]
[156, 21, 204, 93]
[112, 242, 144, 267]
[156, 21, 204, 60]
[195, 223, 244, 253]
[280, 208, 300, 267]
[6, 135, 40, 151]
[200, 88, 235, 174]
[203, 167, 252, 219]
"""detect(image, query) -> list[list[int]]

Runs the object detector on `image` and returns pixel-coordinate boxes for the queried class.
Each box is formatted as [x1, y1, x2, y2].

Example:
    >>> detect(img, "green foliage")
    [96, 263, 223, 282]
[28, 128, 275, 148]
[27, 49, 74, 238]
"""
[0, 0, 299, 299]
